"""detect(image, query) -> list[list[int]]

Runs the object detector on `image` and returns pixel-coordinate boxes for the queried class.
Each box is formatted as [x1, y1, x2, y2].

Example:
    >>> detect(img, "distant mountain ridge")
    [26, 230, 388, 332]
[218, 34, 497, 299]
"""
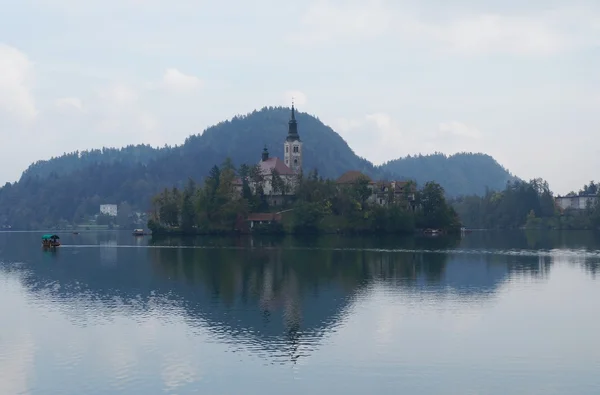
[0, 106, 517, 228]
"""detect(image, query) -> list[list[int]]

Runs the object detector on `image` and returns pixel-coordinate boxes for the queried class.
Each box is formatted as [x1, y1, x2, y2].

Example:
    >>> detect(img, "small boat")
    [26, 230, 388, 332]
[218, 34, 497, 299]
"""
[132, 229, 147, 236]
[423, 228, 442, 236]
[42, 234, 61, 248]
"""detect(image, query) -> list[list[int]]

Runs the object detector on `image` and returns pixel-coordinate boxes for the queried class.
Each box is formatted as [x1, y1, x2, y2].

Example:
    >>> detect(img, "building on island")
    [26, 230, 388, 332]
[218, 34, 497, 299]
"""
[235, 103, 415, 214]
[245, 213, 283, 230]
[100, 204, 118, 217]
[284, 103, 302, 174]
[234, 104, 302, 206]
[336, 171, 416, 208]
[255, 145, 297, 206]
[555, 194, 598, 211]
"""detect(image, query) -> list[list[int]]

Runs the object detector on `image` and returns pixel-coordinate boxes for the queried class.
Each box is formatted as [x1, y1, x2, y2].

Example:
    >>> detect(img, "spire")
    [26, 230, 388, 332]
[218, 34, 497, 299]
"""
[287, 101, 300, 142]
[262, 144, 269, 161]
[291, 99, 296, 121]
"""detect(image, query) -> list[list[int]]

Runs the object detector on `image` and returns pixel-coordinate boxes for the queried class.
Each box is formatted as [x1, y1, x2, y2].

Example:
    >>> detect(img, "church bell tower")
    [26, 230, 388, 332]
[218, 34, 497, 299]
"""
[284, 102, 303, 174]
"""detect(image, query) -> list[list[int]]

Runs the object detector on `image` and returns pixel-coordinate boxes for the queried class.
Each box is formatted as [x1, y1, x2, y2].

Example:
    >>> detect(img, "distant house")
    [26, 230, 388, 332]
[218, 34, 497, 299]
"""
[100, 204, 118, 217]
[336, 171, 378, 204]
[555, 194, 598, 211]
[336, 170, 416, 207]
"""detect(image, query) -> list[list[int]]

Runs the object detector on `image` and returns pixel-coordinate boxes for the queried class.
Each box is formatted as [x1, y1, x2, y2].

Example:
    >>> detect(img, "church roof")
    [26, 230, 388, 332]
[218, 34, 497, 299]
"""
[336, 171, 375, 184]
[287, 103, 300, 142]
[259, 157, 295, 176]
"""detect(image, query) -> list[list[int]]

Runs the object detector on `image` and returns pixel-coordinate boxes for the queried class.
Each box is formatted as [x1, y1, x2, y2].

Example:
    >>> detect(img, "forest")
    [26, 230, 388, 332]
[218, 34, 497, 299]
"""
[452, 179, 600, 230]
[148, 159, 461, 235]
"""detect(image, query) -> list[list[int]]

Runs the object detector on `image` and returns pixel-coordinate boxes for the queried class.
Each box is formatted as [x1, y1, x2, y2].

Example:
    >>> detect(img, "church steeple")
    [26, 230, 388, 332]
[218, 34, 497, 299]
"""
[286, 101, 300, 142]
[262, 144, 269, 161]
[284, 100, 303, 174]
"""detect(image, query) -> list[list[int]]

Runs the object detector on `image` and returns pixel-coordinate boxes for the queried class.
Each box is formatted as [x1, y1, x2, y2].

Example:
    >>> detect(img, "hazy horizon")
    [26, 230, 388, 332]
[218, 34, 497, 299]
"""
[1, 0, 598, 195]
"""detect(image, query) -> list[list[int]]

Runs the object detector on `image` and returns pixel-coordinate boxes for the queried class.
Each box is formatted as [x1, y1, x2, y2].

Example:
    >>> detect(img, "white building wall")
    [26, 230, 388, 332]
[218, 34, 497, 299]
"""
[100, 204, 118, 216]
[556, 196, 599, 210]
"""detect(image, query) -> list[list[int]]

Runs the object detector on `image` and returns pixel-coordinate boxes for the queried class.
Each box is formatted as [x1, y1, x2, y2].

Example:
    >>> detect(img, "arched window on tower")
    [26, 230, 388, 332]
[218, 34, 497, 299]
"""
[286, 146, 289, 153]
[294, 159, 298, 165]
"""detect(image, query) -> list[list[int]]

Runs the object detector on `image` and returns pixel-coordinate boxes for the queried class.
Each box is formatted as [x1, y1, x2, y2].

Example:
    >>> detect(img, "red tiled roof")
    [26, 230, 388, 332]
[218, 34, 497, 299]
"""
[258, 157, 295, 176]
[336, 171, 375, 184]
[246, 213, 282, 222]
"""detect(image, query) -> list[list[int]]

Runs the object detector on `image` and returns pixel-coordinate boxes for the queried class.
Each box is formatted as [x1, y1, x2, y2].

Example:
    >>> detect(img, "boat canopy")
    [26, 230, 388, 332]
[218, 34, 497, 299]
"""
[41, 234, 60, 240]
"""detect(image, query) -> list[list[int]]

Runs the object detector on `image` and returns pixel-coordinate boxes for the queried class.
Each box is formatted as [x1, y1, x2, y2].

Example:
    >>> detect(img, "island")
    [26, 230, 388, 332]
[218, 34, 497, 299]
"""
[148, 105, 460, 236]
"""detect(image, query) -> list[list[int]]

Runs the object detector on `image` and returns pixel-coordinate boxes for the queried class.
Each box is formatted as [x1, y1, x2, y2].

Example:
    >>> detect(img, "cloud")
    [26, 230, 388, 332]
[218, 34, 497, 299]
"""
[0, 44, 37, 121]
[291, 1, 600, 54]
[44, 83, 162, 153]
[54, 97, 85, 112]
[283, 90, 307, 107]
[438, 121, 481, 139]
[288, 0, 391, 45]
[333, 113, 485, 164]
[98, 84, 138, 107]
[161, 68, 202, 93]
[333, 112, 409, 164]
[406, 12, 568, 55]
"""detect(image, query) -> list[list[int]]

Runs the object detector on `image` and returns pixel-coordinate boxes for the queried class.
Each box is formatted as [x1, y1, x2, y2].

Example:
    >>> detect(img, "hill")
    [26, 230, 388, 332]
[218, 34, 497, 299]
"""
[21, 107, 383, 182]
[0, 106, 516, 229]
[380, 153, 517, 197]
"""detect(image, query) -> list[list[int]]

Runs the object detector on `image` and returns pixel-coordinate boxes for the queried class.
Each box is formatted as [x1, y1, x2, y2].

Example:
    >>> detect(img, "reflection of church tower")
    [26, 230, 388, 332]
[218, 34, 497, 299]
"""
[284, 102, 303, 174]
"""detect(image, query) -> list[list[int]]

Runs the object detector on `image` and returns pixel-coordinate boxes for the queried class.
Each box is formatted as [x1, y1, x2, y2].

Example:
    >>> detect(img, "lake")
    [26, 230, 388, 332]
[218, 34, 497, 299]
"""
[1, 230, 599, 394]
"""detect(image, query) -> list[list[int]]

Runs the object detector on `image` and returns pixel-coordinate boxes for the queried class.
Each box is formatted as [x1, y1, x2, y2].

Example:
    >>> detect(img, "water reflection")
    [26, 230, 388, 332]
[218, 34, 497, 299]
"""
[1, 231, 600, 394]
[2, 232, 599, 361]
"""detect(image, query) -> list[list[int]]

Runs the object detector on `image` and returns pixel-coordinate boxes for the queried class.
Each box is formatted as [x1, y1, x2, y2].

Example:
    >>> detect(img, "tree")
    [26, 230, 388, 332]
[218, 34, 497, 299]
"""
[159, 188, 179, 227]
[416, 181, 460, 230]
[117, 201, 133, 228]
[292, 201, 330, 233]
[351, 177, 372, 210]
[181, 179, 197, 232]
[271, 168, 286, 195]
[96, 213, 113, 226]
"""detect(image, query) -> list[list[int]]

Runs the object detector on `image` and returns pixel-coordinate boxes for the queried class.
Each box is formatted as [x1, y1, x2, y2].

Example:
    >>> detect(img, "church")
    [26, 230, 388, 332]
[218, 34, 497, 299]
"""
[234, 104, 303, 206]
[234, 102, 416, 215]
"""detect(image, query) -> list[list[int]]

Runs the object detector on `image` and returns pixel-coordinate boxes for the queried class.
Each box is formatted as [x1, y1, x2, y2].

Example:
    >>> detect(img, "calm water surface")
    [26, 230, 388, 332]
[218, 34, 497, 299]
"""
[1, 231, 599, 394]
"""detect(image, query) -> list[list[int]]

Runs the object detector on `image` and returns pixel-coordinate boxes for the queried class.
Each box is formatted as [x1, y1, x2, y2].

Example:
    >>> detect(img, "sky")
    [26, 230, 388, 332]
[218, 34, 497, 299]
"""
[0, 0, 599, 194]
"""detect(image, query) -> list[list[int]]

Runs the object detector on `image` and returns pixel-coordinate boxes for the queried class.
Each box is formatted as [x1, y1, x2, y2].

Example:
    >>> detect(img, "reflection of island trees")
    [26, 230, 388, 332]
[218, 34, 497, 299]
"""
[148, 237, 460, 335]
[2, 231, 598, 364]
[581, 259, 599, 278]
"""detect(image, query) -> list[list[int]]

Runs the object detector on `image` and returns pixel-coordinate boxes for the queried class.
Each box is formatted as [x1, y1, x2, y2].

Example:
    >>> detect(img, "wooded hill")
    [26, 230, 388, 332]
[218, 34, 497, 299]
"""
[0, 106, 516, 229]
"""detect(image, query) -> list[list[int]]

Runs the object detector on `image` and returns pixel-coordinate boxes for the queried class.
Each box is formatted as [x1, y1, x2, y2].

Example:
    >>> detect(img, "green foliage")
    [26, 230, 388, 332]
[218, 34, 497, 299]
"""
[416, 182, 461, 231]
[292, 201, 332, 234]
[452, 178, 600, 230]
[180, 179, 197, 232]
[96, 213, 114, 226]
[149, 156, 457, 235]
